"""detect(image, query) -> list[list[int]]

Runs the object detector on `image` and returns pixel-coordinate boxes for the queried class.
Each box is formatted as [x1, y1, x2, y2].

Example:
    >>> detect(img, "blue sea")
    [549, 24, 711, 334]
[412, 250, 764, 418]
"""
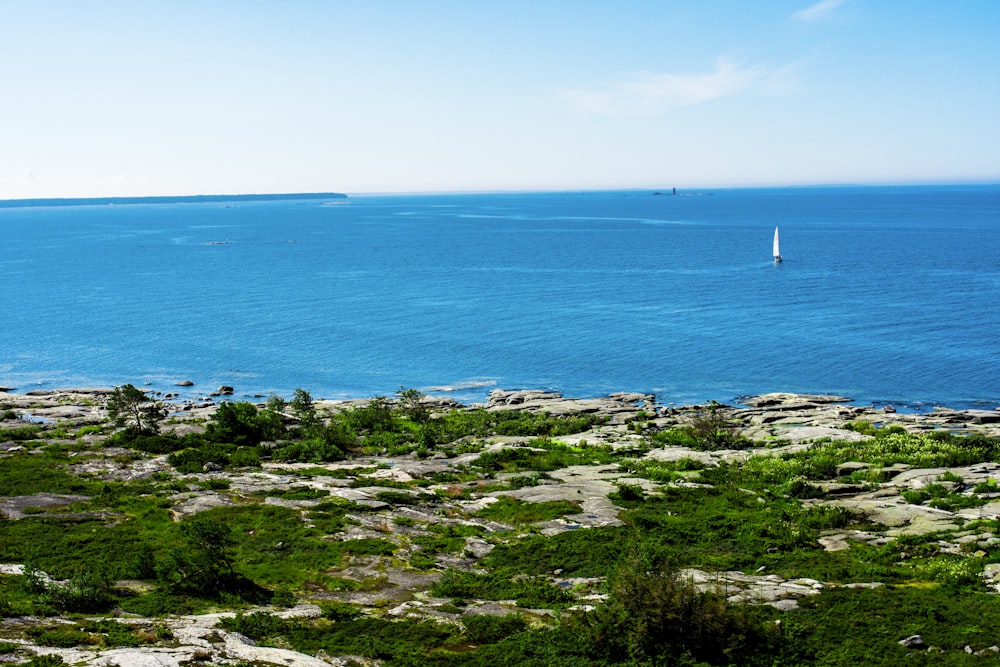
[2, 186, 998, 410]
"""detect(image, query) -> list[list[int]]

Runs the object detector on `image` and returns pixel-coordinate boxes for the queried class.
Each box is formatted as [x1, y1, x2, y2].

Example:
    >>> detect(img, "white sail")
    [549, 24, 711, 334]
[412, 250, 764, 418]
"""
[773, 227, 782, 262]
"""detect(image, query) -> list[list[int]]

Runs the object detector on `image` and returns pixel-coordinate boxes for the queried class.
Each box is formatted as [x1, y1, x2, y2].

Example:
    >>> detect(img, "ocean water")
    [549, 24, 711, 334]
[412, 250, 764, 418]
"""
[2, 186, 998, 409]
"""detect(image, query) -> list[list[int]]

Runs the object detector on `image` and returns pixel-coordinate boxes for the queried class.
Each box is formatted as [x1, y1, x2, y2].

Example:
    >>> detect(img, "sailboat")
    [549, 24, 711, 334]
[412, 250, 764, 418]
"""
[773, 227, 782, 263]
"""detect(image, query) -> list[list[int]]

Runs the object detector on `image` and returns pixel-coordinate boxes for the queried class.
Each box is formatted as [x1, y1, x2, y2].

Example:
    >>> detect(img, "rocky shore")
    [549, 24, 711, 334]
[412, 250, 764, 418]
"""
[2, 387, 1000, 665]
[4, 385, 998, 438]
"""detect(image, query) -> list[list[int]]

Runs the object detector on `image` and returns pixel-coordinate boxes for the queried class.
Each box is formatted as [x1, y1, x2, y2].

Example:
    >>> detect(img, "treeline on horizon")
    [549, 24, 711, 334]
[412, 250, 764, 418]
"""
[0, 192, 347, 208]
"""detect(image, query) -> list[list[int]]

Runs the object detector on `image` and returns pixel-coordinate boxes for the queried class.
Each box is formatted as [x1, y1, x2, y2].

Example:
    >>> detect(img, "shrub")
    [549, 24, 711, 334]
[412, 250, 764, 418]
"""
[273, 434, 346, 463]
[229, 446, 261, 467]
[167, 443, 234, 472]
[218, 611, 291, 641]
[430, 569, 573, 608]
[41, 568, 115, 613]
[610, 482, 646, 502]
[26, 653, 69, 666]
[320, 601, 363, 621]
[844, 420, 877, 436]
[0, 425, 43, 441]
[974, 479, 999, 494]
[343, 396, 393, 433]
[341, 538, 396, 556]
[112, 432, 189, 454]
[270, 586, 297, 608]
[27, 626, 93, 648]
[206, 401, 259, 445]
[463, 613, 527, 643]
[686, 401, 751, 451]
[577, 547, 773, 664]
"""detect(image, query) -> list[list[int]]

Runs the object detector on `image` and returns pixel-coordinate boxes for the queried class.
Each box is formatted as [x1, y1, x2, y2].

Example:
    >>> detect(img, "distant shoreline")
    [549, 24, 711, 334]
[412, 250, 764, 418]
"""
[0, 192, 348, 209]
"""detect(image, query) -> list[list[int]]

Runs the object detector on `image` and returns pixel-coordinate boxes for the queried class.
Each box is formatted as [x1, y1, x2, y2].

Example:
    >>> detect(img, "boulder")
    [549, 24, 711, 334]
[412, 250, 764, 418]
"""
[217, 385, 235, 395]
[899, 635, 926, 649]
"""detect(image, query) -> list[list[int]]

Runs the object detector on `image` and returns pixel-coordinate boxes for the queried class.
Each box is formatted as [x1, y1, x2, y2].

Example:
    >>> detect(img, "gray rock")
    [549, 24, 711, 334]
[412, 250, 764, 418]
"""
[899, 635, 926, 649]
[836, 461, 871, 477]
[964, 410, 1000, 424]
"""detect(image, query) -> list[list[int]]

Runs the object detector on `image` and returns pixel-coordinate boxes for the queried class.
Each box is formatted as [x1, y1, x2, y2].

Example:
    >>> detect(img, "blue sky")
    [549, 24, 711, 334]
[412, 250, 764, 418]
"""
[1, 0, 998, 198]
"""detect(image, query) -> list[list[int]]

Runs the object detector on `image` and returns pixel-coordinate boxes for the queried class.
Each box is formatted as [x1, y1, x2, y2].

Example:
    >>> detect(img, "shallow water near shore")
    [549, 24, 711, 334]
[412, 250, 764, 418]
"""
[2, 185, 998, 408]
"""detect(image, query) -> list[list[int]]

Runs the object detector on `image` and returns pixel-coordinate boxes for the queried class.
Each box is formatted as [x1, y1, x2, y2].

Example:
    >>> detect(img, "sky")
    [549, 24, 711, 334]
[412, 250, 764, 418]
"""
[1, 0, 998, 198]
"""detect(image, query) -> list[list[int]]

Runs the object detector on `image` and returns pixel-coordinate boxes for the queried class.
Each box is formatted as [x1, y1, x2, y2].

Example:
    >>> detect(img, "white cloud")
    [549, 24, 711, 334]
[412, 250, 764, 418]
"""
[22, 168, 38, 185]
[794, 0, 846, 22]
[561, 59, 795, 117]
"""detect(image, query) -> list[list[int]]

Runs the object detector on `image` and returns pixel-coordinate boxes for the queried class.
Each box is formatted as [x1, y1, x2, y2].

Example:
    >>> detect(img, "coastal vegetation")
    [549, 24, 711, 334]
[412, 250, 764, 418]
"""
[1, 386, 1000, 665]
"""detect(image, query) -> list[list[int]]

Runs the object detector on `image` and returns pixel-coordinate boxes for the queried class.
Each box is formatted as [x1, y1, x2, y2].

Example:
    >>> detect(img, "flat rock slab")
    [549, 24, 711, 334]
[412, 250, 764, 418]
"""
[769, 425, 871, 444]
[825, 495, 961, 535]
[169, 491, 237, 519]
[885, 463, 1000, 489]
[682, 568, 828, 610]
[491, 464, 625, 532]
[0, 493, 89, 519]
[739, 393, 854, 408]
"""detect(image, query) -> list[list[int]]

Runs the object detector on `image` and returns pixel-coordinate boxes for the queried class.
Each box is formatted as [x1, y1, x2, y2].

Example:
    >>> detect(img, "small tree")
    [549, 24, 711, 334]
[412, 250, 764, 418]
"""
[689, 401, 749, 451]
[289, 388, 318, 430]
[159, 520, 239, 595]
[397, 386, 430, 423]
[106, 384, 166, 435]
[206, 401, 269, 445]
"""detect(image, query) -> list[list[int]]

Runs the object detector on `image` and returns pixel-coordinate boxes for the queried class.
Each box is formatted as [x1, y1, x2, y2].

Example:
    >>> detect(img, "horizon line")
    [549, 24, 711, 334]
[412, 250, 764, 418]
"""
[2, 179, 998, 206]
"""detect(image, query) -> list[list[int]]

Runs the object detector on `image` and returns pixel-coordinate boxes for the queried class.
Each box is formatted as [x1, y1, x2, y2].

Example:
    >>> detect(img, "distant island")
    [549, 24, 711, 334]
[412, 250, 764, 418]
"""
[0, 192, 348, 209]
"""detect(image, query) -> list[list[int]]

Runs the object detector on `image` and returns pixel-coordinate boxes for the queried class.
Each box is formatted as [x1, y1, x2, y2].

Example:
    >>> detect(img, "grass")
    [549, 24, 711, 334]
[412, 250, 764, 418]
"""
[2, 393, 1000, 665]
[473, 496, 581, 525]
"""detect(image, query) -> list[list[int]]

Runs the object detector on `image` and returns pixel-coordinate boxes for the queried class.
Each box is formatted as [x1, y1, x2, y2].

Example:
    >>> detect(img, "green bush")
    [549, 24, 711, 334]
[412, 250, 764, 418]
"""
[26, 654, 69, 666]
[610, 482, 646, 502]
[341, 538, 396, 556]
[41, 567, 115, 613]
[463, 613, 527, 644]
[218, 611, 291, 641]
[270, 586, 297, 608]
[576, 548, 775, 665]
[844, 420, 877, 436]
[167, 443, 234, 472]
[206, 401, 282, 446]
[109, 431, 191, 454]
[27, 626, 93, 648]
[229, 446, 261, 467]
[320, 601, 363, 621]
[0, 425, 43, 441]
[431, 569, 573, 608]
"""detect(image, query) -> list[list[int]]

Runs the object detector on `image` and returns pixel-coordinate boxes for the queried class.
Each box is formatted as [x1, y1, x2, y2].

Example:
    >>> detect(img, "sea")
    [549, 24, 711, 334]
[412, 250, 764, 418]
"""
[2, 185, 998, 411]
